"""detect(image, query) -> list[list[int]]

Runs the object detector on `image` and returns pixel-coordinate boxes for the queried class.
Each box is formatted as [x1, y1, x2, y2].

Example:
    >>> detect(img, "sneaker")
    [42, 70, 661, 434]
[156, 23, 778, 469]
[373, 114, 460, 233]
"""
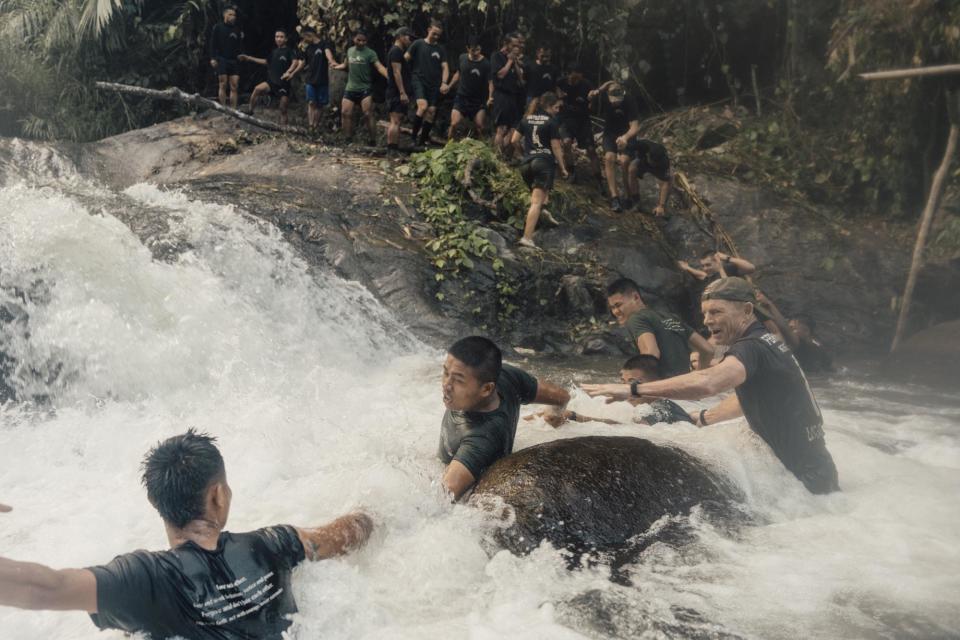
[540, 209, 560, 226]
[518, 237, 539, 249]
[611, 197, 623, 213]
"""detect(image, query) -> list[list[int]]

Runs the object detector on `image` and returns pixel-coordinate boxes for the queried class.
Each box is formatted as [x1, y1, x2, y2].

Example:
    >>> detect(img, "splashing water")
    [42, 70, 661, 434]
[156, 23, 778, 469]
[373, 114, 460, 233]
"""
[0, 141, 958, 639]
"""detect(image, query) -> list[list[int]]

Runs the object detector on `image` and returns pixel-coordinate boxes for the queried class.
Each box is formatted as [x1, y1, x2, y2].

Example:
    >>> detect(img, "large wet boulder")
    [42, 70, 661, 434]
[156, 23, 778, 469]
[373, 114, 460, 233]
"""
[882, 320, 960, 389]
[471, 436, 739, 555]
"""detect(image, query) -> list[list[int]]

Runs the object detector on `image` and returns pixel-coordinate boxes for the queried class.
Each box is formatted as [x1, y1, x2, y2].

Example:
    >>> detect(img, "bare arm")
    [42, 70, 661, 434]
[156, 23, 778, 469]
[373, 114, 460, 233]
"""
[442, 460, 476, 499]
[677, 260, 708, 280]
[374, 60, 389, 79]
[617, 120, 641, 146]
[238, 54, 266, 66]
[448, 70, 460, 89]
[392, 62, 408, 100]
[534, 380, 571, 407]
[510, 129, 522, 147]
[583, 356, 748, 402]
[756, 292, 798, 349]
[551, 139, 569, 176]
[636, 332, 661, 360]
[688, 332, 716, 369]
[441, 61, 450, 86]
[691, 393, 743, 426]
[295, 511, 373, 561]
[325, 48, 341, 68]
[716, 252, 756, 275]
[0, 558, 97, 612]
[654, 176, 672, 212]
[496, 55, 514, 79]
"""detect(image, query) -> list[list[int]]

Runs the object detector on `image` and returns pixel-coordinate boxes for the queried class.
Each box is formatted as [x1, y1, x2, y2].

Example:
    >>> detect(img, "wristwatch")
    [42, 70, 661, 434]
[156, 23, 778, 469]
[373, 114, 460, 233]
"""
[630, 381, 640, 397]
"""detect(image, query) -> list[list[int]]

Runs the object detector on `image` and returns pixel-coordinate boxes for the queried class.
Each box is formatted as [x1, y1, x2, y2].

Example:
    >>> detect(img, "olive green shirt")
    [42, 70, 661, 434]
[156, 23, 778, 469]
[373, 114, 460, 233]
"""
[345, 45, 380, 92]
[625, 308, 694, 378]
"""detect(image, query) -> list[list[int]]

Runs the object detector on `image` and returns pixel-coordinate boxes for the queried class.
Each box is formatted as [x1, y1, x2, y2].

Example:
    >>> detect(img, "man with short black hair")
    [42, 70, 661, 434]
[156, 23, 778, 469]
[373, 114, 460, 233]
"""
[300, 26, 340, 131]
[606, 278, 715, 378]
[447, 36, 491, 140]
[210, 5, 244, 108]
[490, 32, 526, 156]
[589, 81, 641, 212]
[585, 277, 840, 494]
[0, 430, 373, 638]
[556, 65, 599, 181]
[524, 46, 558, 104]
[439, 336, 571, 498]
[241, 29, 304, 125]
[626, 138, 673, 216]
[341, 29, 388, 143]
[406, 20, 450, 147]
[386, 27, 415, 151]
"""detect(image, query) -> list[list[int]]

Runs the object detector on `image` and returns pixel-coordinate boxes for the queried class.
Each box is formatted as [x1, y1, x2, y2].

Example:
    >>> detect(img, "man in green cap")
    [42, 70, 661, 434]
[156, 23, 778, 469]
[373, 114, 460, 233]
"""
[584, 277, 839, 494]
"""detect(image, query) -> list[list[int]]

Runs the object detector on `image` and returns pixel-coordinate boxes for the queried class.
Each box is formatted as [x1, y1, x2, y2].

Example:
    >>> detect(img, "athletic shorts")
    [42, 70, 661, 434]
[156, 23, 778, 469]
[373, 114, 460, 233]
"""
[305, 83, 329, 106]
[268, 80, 291, 98]
[559, 117, 593, 149]
[216, 57, 239, 77]
[412, 78, 441, 106]
[492, 91, 524, 129]
[520, 156, 556, 191]
[602, 132, 631, 155]
[387, 94, 409, 114]
[453, 95, 485, 119]
[343, 89, 371, 104]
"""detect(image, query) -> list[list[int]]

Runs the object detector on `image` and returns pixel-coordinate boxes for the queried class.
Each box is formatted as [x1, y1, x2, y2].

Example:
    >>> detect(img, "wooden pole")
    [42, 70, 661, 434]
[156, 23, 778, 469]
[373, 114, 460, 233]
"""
[860, 63, 960, 81]
[890, 122, 958, 351]
[94, 82, 307, 135]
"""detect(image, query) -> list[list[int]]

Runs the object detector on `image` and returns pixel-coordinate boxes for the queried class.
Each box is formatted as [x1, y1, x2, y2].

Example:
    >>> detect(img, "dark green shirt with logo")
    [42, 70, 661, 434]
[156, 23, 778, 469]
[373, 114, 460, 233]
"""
[625, 308, 694, 378]
[438, 364, 539, 479]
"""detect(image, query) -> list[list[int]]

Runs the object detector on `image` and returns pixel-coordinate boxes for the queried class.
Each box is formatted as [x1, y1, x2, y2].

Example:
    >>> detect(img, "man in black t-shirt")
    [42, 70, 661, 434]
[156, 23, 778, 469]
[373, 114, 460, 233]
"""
[490, 32, 526, 156]
[585, 277, 840, 495]
[209, 5, 244, 108]
[510, 92, 569, 248]
[439, 336, 571, 499]
[300, 26, 341, 131]
[447, 36, 491, 140]
[386, 27, 414, 151]
[626, 138, 673, 215]
[240, 29, 304, 126]
[0, 430, 373, 638]
[589, 82, 641, 212]
[524, 46, 558, 104]
[556, 65, 599, 181]
[406, 20, 450, 147]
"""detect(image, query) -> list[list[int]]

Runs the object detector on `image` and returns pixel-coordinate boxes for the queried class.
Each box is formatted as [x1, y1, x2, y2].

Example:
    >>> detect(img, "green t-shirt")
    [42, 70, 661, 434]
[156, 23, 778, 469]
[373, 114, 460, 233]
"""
[625, 308, 694, 379]
[437, 364, 539, 479]
[345, 45, 380, 92]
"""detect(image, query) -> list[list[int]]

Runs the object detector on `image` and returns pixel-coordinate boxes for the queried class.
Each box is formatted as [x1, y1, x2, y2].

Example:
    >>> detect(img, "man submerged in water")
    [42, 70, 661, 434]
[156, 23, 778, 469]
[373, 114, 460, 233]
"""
[439, 336, 571, 499]
[0, 430, 373, 639]
[584, 277, 840, 494]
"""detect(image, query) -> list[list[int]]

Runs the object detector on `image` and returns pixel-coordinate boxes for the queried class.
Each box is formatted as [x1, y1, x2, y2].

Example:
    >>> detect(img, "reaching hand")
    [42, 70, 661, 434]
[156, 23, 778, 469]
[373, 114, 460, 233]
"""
[440, 83, 449, 95]
[616, 136, 627, 150]
[582, 383, 632, 402]
[715, 251, 729, 261]
[210, 59, 219, 69]
[0, 503, 11, 513]
[677, 259, 691, 270]
[400, 92, 409, 104]
[653, 205, 665, 216]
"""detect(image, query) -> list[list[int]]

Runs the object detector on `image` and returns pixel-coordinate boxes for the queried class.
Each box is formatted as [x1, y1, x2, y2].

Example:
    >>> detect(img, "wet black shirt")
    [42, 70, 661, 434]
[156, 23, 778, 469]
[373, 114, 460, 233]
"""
[491, 50, 524, 95]
[525, 61, 559, 99]
[408, 39, 447, 87]
[639, 399, 694, 426]
[438, 364, 539, 479]
[268, 47, 300, 85]
[557, 77, 593, 120]
[625, 309, 694, 379]
[386, 44, 412, 97]
[305, 42, 333, 86]
[210, 23, 244, 61]
[88, 526, 305, 640]
[457, 54, 491, 104]
[517, 111, 561, 163]
[724, 322, 828, 476]
[598, 93, 639, 136]
[632, 139, 670, 169]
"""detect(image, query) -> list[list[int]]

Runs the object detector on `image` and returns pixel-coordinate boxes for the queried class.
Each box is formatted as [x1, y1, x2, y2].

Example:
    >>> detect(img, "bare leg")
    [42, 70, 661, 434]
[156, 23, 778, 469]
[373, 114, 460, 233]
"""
[362, 96, 376, 142]
[228, 76, 239, 109]
[604, 152, 619, 198]
[474, 110, 487, 139]
[388, 112, 403, 146]
[218, 76, 228, 106]
[341, 98, 355, 138]
[249, 82, 268, 114]
[279, 96, 289, 125]
[448, 109, 464, 141]
[522, 187, 548, 243]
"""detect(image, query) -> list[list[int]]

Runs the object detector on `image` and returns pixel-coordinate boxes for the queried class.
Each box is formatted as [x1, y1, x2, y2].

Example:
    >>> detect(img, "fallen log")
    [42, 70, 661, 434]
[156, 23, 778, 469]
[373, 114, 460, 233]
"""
[94, 81, 307, 135]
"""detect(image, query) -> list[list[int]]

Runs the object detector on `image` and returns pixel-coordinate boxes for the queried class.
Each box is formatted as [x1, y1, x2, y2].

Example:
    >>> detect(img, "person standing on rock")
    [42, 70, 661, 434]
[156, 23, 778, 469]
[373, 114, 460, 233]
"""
[585, 277, 840, 495]
[524, 46, 558, 106]
[625, 139, 673, 216]
[439, 336, 571, 499]
[0, 430, 374, 638]
[241, 29, 303, 126]
[606, 278, 715, 377]
[446, 36, 491, 141]
[300, 26, 340, 132]
[406, 20, 450, 147]
[510, 92, 569, 249]
[209, 5, 244, 109]
[490, 32, 526, 157]
[556, 65, 599, 182]
[385, 27, 415, 152]
[589, 82, 640, 212]
[341, 29, 388, 144]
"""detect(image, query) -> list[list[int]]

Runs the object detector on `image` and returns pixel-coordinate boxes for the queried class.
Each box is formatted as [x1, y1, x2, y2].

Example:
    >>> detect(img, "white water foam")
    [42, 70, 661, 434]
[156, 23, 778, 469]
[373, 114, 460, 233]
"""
[1, 164, 958, 639]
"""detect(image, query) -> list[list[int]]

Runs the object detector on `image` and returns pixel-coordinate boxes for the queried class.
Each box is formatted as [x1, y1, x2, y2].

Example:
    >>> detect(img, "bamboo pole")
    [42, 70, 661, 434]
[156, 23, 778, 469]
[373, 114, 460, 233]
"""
[94, 82, 307, 135]
[860, 63, 960, 81]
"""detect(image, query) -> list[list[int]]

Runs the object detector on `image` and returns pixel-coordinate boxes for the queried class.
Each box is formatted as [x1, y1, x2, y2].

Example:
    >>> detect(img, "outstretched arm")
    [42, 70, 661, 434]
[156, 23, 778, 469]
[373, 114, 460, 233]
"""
[0, 558, 97, 612]
[583, 355, 747, 402]
[755, 291, 798, 349]
[716, 251, 756, 275]
[238, 54, 266, 66]
[532, 380, 571, 427]
[295, 511, 373, 561]
[690, 393, 742, 426]
[551, 139, 570, 176]
[677, 260, 708, 280]
[442, 460, 476, 499]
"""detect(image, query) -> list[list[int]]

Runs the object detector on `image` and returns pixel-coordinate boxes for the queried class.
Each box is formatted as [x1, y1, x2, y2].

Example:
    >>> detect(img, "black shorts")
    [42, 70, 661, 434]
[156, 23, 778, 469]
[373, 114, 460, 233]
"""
[453, 96, 485, 119]
[492, 91, 524, 129]
[216, 57, 239, 77]
[792, 440, 840, 495]
[343, 89, 371, 104]
[630, 158, 670, 182]
[520, 157, 556, 191]
[559, 116, 593, 149]
[268, 80, 291, 98]
[387, 94, 409, 114]
[412, 78, 441, 106]
[602, 132, 630, 155]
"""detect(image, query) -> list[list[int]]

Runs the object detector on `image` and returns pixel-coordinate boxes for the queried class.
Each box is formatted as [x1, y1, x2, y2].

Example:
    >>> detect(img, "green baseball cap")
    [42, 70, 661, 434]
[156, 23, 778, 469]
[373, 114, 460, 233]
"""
[702, 276, 756, 303]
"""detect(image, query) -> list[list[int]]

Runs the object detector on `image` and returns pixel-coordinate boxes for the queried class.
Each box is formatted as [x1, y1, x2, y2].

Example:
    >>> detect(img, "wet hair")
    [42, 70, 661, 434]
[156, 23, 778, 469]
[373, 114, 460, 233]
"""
[448, 336, 502, 384]
[792, 313, 816, 333]
[141, 429, 225, 529]
[621, 354, 662, 380]
[606, 277, 642, 298]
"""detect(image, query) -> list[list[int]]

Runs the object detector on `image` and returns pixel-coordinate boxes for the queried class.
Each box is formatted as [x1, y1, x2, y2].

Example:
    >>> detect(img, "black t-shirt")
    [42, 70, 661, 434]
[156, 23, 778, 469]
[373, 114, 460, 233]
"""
[268, 47, 300, 85]
[517, 111, 561, 163]
[457, 54, 491, 103]
[598, 93, 639, 136]
[525, 61, 559, 99]
[438, 364, 539, 479]
[386, 44, 412, 97]
[408, 39, 447, 87]
[624, 308, 694, 378]
[305, 42, 333, 86]
[632, 139, 670, 169]
[88, 526, 305, 640]
[639, 399, 694, 426]
[491, 50, 523, 95]
[724, 322, 827, 476]
[557, 77, 593, 120]
[210, 23, 244, 61]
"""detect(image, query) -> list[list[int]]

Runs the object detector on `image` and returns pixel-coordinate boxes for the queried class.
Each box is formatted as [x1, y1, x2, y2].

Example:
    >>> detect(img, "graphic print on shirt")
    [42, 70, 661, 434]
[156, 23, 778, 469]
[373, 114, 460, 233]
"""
[196, 571, 286, 627]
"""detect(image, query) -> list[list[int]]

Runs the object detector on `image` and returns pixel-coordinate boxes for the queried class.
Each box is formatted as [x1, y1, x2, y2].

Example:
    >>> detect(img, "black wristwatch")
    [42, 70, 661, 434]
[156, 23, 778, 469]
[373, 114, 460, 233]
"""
[699, 409, 708, 426]
[630, 381, 640, 397]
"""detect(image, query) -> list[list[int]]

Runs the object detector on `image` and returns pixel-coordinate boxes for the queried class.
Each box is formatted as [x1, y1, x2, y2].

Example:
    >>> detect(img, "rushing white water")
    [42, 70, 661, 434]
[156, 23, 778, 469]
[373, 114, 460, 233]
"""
[1, 144, 958, 639]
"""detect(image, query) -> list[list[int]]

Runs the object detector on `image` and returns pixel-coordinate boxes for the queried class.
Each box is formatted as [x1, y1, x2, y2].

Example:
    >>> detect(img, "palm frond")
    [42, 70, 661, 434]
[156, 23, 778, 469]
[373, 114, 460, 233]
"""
[78, 0, 124, 37]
